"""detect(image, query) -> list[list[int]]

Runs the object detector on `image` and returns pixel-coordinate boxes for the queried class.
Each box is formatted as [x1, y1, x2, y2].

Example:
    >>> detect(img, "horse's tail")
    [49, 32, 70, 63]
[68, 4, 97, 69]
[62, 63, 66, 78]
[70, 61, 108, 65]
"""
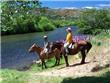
[86, 41, 92, 54]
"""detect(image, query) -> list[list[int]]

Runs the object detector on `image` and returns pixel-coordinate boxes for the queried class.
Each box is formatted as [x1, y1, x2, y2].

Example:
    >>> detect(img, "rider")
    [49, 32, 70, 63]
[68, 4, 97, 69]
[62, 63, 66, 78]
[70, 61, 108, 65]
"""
[43, 35, 50, 55]
[64, 27, 73, 54]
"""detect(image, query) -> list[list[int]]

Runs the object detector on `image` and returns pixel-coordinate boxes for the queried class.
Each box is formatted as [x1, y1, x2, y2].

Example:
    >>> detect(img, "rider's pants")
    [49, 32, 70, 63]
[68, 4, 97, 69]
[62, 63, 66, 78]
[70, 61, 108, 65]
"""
[64, 42, 70, 53]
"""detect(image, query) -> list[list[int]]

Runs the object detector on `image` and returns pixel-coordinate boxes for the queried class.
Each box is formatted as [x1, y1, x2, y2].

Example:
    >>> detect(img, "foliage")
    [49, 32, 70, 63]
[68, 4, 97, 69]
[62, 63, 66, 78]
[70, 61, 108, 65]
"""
[1, 0, 41, 35]
[76, 9, 110, 35]
[1, 1, 76, 35]
[53, 20, 75, 28]
[38, 16, 56, 31]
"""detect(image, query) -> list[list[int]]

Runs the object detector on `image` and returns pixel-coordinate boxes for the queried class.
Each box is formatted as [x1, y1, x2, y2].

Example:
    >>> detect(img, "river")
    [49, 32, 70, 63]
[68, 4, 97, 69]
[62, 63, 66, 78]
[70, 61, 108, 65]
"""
[1, 26, 78, 70]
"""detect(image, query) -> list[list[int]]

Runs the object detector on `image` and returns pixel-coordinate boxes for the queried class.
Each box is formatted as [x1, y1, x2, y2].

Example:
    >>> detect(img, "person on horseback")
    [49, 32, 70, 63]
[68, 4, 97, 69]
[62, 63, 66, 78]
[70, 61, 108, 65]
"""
[64, 27, 73, 54]
[43, 35, 50, 55]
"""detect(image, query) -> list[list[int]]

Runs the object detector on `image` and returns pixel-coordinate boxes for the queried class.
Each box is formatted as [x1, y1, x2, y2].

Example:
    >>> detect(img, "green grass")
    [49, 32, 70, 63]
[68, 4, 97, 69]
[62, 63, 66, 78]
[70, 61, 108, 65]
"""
[0, 69, 28, 83]
[95, 32, 110, 39]
[0, 57, 67, 83]
[29, 56, 66, 73]
[91, 33, 110, 46]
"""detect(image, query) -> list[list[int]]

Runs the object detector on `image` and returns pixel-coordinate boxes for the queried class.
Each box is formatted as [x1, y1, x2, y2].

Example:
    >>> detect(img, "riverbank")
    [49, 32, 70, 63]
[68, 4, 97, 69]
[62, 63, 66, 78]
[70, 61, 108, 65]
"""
[1, 33, 110, 83]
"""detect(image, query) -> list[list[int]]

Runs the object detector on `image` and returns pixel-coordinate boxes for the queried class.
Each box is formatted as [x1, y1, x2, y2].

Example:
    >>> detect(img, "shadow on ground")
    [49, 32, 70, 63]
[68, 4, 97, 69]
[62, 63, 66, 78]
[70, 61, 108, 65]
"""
[69, 62, 90, 67]
[62, 71, 110, 83]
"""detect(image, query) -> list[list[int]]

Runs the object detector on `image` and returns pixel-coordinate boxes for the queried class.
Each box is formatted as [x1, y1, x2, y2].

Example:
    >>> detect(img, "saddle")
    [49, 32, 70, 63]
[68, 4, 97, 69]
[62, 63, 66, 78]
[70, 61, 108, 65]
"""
[68, 42, 75, 49]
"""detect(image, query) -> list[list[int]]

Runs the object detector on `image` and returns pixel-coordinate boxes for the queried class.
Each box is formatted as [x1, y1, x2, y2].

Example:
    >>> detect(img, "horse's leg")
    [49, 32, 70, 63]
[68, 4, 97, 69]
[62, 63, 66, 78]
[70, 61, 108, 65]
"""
[86, 42, 92, 54]
[63, 51, 69, 67]
[42, 61, 44, 69]
[58, 57, 60, 65]
[43, 60, 47, 68]
[54, 57, 57, 66]
[60, 53, 63, 59]
[56, 55, 60, 66]
[80, 50, 86, 64]
[58, 52, 62, 65]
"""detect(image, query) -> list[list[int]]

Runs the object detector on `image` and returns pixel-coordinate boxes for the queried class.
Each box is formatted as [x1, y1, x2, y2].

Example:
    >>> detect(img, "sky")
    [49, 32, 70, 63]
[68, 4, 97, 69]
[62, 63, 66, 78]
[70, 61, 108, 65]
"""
[39, 0, 110, 9]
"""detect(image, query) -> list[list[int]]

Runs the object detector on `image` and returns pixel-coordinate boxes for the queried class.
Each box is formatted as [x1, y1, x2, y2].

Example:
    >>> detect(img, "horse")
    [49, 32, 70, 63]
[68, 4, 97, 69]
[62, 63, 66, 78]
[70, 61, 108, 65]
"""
[50, 40, 92, 67]
[28, 43, 61, 69]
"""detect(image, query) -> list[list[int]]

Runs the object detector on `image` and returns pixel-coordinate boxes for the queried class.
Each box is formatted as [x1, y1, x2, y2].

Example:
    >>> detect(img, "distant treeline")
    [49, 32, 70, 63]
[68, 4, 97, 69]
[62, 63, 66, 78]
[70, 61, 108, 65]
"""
[76, 8, 110, 35]
[1, 1, 110, 35]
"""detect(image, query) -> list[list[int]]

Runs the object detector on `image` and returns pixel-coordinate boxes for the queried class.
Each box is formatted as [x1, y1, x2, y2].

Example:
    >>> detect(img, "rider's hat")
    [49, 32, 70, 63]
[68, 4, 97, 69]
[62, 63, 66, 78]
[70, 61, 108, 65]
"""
[66, 27, 72, 31]
[43, 35, 47, 39]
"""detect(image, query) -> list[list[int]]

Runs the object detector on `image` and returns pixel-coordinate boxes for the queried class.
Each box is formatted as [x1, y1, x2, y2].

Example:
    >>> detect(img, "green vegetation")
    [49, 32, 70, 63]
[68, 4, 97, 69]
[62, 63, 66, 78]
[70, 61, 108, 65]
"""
[91, 32, 110, 46]
[95, 32, 110, 39]
[29, 56, 66, 72]
[1, 68, 110, 83]
[1, 1, 75, 35]
[76, 9, 110, 35]
[0, 57, 66, 83]
[0, 69, 28, 83]
[38, 16, 55, 31]
[1, 1, 41, 35]
[2, 1, 109, 35]
[1, 1, 110, 83]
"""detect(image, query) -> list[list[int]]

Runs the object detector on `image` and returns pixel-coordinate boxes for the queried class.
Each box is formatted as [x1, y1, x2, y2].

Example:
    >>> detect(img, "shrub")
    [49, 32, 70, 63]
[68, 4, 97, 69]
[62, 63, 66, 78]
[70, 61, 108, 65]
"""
[38, 17, 56, 31]
[77, 9, 110, 35]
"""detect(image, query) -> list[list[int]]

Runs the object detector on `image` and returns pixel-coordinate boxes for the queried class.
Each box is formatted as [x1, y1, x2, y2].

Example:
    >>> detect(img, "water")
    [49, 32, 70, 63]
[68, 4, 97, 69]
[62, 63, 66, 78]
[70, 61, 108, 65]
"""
[1, 26, 78, 69]
[41, 1, 110, 9]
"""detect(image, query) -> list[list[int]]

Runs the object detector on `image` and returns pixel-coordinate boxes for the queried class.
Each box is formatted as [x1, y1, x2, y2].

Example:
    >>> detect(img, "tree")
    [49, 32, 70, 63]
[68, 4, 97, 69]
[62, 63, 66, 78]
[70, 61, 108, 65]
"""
[1, 0, 41, 35]
[76, 9, 110, 35]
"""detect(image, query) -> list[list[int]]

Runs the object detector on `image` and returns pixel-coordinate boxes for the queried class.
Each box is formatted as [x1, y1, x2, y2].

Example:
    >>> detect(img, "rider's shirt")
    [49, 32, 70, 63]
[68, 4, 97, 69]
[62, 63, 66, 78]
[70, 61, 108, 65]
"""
[66, 32, 73, 44]
[44, 40, 49, 48]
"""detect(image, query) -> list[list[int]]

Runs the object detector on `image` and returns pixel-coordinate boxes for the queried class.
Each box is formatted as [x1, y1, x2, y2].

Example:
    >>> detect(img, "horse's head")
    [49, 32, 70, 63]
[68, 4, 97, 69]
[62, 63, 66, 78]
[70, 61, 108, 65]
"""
[29, 43, 37, 53]
[29, 43, 43, 54]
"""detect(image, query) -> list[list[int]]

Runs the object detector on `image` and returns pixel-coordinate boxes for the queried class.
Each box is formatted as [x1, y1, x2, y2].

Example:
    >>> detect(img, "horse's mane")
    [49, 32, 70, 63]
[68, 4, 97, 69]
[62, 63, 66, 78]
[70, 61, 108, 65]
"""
[34, 44, 43, 50]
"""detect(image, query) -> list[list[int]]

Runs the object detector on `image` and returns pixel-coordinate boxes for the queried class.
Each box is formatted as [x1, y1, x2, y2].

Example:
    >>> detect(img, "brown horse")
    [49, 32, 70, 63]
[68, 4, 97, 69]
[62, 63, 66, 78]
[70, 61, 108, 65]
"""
[51, 40, 92, 67]
[28, 43, 61, 69]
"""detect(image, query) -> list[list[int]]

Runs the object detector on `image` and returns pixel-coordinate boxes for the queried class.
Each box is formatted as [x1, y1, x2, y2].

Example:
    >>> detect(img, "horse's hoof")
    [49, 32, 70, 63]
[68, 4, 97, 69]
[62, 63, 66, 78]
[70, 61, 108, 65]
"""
[66, 64, 69, 67]
[80, 62, 85, 64]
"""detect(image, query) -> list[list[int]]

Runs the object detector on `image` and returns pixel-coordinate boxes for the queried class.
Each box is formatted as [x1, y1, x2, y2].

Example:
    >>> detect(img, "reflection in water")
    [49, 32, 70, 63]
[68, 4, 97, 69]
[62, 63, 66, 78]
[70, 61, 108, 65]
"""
[1, 26, 78, 69]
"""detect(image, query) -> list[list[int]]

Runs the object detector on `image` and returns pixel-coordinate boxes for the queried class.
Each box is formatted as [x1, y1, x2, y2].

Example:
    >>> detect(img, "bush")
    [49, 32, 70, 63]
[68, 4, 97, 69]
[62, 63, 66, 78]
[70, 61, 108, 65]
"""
[53, 20, 62, 28]
[76, 9, 110, 35]
[38, 17, 56, 31]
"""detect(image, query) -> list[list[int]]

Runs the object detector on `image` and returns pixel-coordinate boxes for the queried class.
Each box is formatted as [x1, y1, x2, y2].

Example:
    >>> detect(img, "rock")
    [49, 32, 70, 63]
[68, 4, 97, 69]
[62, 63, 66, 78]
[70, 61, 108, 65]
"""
[91, 65, 102, 72]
